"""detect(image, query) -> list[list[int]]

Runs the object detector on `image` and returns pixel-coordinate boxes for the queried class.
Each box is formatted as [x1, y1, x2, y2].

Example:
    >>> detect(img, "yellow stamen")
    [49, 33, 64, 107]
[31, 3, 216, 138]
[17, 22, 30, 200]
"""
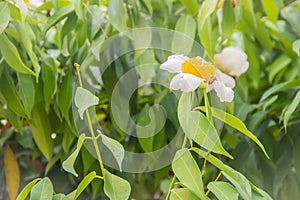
[24, 0, 30, 4]
[181, 58, 216, 80]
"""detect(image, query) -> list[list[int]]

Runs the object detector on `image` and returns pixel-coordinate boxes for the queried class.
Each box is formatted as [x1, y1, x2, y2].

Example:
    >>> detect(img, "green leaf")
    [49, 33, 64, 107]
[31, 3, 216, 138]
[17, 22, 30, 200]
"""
[223, 169, 252, 200]
[267, 54, 292, 82]
[221, 0, 236, 39]
[207, 181, 239, 200]
[62, 134, 86, 177]
[75, 19, 87, 47]
[172, 148, 206, 199]
[58, 71, 75, 126]
[108, 0, 127, 32]
[180, 0, 198, 15]
[292, 39, 300, 56]
[141, 0, 153, 15]
[30, 177, 54, 200]
[0, 2, 10, 34]
[261, 0, 278, 22]
[40, 56, 58, 112]
[198, 0, 218, 29]
[104, 169, 131, 200]
[16, 178, 42, 200]
[178, 93, 232, 158]
[30, 104, 53, 160]
[281, 6, 300, 37]
[97, 130, 125, 171]
[191, 148, 263, 200]
[42, 4, 74, 37]
[172, 15, 196, 55]
[260, 79, 300, 102]
[170, 188, 200, 200]
[136, 104, 166, 152]
[75, 87, 99, 119]
[282, 90, 300, 129]
[74, 171, 97, 199]
[17, 73, 35, 117]
[12, 21, 40, 77]
[0, 34, 35, 76]
[53, 194, 71, 200]
[0, 68, 26, 117]
[198, 106, 269, 158]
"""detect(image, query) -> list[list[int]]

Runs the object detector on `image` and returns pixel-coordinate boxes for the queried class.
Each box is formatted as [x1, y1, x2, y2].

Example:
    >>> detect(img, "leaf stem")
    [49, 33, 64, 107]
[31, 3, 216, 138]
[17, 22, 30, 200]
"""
[203, 89, 212, 122]
[75, 63, 105, 176]
[205, 171, 223, 196]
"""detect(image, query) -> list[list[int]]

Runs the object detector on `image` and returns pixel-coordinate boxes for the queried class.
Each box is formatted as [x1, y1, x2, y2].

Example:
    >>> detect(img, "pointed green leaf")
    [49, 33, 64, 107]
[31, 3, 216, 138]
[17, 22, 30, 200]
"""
[292, 39, 300, 56]
[267, 54, 291, 82]
[260, 79, 300, 102]
[261, 0, 278, 22]
[223, 169, 252, 200]
[170, 188, 200, 200]
[178, 93, 232, 158]
[191, 148, 271, 200]
[108, 0, 127, 32]
[98, 130, 124, 171]
[0, 34, 35, 76]
[198, 106, 269, 158]
[283, 90, 300, 129]
[12, 21, 40, 77]
[198, 0, 217, 29]
[104, 170, 131, 200]
[58, 71, 75, 125]
[16, 178, 42, 200]
[0, 2, 10, 34]
[29, 177, 53, 200]
[221, 0, 236, 39]
[62, 134, 86, 177]
[53, 194, 71, 200]
[74, 171, 97, 199]
[75, 87, 99, 119]
[0, 68, 26, 117]
[42, 5, 74, 37]
[172, 15, 196, 55]
[17, 73, 35, 116]
[207, 181, 239, 200]
[30, 104, 53, 160]
[172, 148, 205, 199]
[180, 0, 198, 15]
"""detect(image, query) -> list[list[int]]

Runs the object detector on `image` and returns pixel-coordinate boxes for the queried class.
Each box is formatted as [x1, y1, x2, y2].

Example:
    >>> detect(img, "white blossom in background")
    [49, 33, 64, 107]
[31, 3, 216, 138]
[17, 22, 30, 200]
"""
[25, 0, 44, 7]
[214, 46, 249, 77]
[160, 55, 234, 102]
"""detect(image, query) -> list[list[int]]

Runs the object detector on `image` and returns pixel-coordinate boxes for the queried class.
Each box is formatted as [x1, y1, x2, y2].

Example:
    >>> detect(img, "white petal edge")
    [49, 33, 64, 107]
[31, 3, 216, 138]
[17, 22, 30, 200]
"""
[212, 81, 234, 102]
[216, 70, 236, 88]
[160, 55, 190, 73]
[170, 73, 203, 92]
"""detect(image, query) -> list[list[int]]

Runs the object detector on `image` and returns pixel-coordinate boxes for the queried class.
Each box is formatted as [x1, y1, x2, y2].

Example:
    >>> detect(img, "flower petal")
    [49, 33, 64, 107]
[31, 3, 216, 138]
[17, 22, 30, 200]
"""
[215, 69, 236, 88]
[170, 73, 203, 92]
[160, 55, 190, 73]
[211, 80, 234, 102]
[214, 46, 249, 77]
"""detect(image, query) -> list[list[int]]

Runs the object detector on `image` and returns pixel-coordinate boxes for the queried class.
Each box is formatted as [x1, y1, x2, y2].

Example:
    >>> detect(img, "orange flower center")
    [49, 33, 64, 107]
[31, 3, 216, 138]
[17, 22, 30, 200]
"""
[181, 58, 216, 80]
[24, 0, 29, 3]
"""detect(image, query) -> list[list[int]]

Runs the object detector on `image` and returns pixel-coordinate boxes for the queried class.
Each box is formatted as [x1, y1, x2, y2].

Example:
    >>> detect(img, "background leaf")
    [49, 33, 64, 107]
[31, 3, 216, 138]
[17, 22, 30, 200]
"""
[108, 0, 127, 32]
[104, 170, 131, 200]
[172, 148, 206, 199]
[207, 181, 239, 200]
[30, 177, 54, 200]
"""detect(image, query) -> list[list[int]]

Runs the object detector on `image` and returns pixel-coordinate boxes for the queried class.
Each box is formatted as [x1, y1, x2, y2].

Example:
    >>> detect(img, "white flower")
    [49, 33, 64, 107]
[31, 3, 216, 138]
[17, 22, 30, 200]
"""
[160, 55, 234, 102]
[214, 46, 249, 77]
[25, 0, 44, 7]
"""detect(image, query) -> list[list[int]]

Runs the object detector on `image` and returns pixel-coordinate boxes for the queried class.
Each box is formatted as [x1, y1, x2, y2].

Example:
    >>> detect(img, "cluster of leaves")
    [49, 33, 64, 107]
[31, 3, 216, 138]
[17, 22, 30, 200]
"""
[0, 0, 299, 199]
